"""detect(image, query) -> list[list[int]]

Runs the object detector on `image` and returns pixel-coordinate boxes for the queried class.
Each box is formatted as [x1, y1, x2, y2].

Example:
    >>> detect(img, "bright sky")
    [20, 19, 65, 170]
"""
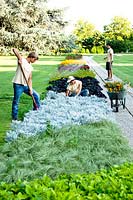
[48, 0, 133, 33]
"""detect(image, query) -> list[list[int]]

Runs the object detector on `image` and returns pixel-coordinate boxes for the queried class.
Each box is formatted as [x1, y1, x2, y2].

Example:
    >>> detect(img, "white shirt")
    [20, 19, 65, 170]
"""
[12, 58, 33, 85]
[107, 48, 113, 62]
[67, 80, 82, 94]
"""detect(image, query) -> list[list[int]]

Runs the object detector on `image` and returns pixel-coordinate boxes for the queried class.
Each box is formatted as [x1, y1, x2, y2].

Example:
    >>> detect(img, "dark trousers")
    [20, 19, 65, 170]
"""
[69, 89, 89, 97]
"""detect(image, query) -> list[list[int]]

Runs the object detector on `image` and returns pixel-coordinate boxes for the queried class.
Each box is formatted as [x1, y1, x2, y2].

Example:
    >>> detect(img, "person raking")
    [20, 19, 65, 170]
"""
[12, 48, 40, 121]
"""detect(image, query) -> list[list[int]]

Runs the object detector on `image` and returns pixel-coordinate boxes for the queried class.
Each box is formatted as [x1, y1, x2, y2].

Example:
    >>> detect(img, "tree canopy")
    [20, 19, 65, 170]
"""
[0, 0, 68, 54]
[1, 1, 133, 55]
[103, 16, 132, 41]
[73, 19, 96, 42]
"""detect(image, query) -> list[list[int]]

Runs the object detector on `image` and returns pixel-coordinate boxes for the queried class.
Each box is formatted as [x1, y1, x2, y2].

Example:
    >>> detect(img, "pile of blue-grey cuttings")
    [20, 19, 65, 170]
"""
[6, 91, 115, 141]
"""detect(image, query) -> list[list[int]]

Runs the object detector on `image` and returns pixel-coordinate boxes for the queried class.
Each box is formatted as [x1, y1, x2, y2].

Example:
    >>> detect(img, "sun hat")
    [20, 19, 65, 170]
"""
[67, 76, 75, 83]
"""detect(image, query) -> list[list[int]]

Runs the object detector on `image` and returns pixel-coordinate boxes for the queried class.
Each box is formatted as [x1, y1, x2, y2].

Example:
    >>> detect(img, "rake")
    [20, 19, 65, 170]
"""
[19, 63, 38, 110]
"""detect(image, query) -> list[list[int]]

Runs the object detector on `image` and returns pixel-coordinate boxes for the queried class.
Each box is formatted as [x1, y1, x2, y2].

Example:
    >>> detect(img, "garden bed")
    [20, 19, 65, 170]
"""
[47, 76, 106, 98]
[6, 91, 112, 141]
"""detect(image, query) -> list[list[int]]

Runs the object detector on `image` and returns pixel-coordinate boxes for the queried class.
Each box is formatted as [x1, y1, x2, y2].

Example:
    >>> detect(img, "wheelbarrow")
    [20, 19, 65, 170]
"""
[107, 91, 126, 112]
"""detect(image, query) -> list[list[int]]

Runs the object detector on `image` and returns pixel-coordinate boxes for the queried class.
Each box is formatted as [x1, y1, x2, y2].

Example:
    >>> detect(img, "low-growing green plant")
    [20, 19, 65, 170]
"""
[0, 162, 132, 199]
[50, 69, 95, 81]
[65, 54, 83, 60]
[72, 69, 95, 78]
[0, 121, 132, 183]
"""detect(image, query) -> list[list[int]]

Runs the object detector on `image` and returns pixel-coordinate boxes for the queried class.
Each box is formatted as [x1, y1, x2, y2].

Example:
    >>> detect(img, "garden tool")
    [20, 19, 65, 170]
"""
[19, 63, 38, 110]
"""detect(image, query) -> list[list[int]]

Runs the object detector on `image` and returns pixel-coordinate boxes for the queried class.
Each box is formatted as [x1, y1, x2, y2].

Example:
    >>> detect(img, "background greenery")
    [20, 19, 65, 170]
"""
[1, 1, 133, 55]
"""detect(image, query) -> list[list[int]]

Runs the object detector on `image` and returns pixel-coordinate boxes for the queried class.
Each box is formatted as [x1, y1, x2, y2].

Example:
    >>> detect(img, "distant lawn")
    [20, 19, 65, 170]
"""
[0, 56, 65, 145]
[93, 54, 133, 86]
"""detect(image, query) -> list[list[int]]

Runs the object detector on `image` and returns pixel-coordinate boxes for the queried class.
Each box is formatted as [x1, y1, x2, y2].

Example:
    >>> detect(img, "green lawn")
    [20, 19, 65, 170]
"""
[93, 54, 133, 86]
[0, 56, 65, 145]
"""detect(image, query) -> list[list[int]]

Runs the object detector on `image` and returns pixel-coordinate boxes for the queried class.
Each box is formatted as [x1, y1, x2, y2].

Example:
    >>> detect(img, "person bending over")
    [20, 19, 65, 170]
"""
[66, 76, 89, 97]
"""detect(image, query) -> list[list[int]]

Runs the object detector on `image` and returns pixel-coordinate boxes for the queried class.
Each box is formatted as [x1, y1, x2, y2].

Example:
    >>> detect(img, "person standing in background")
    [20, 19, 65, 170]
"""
[104, 43, 114, 81]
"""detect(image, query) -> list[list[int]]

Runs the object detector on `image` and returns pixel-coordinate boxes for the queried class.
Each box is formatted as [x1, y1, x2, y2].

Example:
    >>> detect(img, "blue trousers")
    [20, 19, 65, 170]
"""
[69, 89, 89, 97]
[12, 83, 40, 120]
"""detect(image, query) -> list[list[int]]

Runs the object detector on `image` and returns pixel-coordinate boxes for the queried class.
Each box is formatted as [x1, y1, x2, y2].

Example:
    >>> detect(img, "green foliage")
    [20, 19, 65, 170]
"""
[65, 54, 82, 60]
[49, 69, 96, 81]
[0, 121, 132, 183]
[45, 121, 54, 137]
[104, 16, 132, 40]
[0, 162, 133, 199]
[81, 31, 105, 53]
[0, 0, 68, 54]
[96, 46, 104, 54]
[81, 48, 85, 54]
[76, 16, 133, 54]
[72, 69, 95, 78]
[85, 49, 90, 54]
[73, 19, 95, 42]
[91, 46, 97, 54]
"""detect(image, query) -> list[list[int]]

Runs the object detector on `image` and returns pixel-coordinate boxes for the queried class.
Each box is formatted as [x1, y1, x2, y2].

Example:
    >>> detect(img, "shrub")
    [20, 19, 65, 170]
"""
[81, 48, 85, 54]
[65, 54, 82, 60]
[91, 46, 97, 54]
[50, 69, 96, 81]
[96, 46, 104, 54]
[85, 49, 90, 54]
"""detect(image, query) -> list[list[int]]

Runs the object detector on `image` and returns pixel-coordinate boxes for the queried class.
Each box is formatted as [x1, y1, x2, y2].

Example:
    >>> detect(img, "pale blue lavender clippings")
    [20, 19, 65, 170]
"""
[6, 91, 115, 141]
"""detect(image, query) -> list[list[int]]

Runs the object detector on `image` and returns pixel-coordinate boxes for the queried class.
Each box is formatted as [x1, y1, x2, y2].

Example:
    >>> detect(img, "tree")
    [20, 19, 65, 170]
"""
[103, 16, 132, 41]
[73, 19, 95, 43]
[81, 30, 105, 52]
[0, 0, 68, 54]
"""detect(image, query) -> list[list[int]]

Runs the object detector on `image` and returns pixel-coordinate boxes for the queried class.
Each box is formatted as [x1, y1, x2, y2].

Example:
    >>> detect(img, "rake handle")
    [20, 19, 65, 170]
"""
[19, 62, 38, 109]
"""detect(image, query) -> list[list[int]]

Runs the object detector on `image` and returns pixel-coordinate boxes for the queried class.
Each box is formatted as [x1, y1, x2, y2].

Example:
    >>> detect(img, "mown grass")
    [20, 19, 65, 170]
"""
[0, 121, 132, 183]
[93, 54, 133, 86]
